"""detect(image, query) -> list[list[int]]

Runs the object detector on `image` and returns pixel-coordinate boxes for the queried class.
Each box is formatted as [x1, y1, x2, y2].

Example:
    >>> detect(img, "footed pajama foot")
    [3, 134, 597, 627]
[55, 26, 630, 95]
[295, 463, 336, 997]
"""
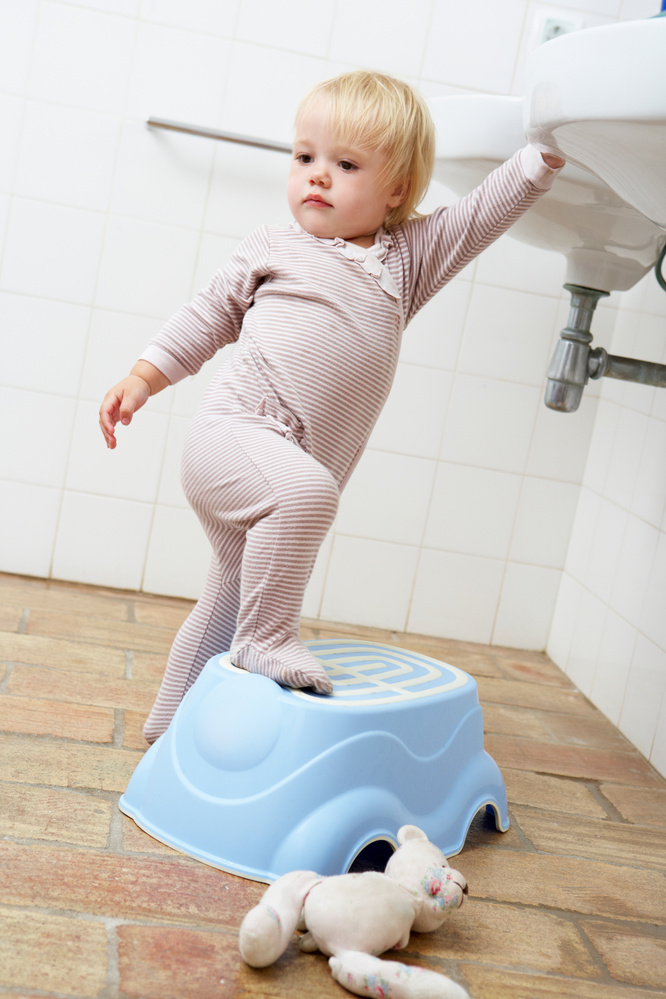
[232, 639, 333, 694]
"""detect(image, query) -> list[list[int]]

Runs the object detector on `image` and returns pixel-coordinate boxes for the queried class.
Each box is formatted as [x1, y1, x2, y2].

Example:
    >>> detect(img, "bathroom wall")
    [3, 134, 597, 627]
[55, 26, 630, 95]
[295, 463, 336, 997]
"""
[1, 0, 664, 773]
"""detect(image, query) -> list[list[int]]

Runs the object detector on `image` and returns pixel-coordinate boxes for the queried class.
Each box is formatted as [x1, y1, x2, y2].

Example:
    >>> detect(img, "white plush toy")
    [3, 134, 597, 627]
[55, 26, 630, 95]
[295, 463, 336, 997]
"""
[239, 825, 470, 999]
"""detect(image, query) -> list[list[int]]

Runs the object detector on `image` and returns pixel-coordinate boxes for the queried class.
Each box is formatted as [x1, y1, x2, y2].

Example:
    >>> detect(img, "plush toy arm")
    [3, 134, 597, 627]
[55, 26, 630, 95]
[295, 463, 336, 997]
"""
[239, 870, 321, 968]
[329, 950, 470, 999]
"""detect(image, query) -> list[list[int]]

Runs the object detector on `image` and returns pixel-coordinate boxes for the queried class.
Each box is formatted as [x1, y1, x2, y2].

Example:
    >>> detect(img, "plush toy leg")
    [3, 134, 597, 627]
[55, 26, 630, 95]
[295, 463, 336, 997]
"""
[329, 950, 470, 999]
[239, 871, 321, 968]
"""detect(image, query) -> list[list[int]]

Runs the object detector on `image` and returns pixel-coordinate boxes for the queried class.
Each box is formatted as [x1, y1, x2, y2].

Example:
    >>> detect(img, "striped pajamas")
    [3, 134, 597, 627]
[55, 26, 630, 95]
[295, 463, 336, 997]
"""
[141, 147, 557, 742]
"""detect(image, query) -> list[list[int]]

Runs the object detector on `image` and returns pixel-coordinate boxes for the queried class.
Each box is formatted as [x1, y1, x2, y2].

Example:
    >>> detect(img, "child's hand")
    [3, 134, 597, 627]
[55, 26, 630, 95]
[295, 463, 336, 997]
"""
[99, 375, 151, 449]
[541, 152, 565, 169]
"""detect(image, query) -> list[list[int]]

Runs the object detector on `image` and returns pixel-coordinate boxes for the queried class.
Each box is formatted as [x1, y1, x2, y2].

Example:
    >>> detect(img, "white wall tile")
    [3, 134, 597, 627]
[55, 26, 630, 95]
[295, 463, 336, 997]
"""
[0, 194, 10, 263]
[220, 43, 326, 140]
[237, 0, 336, 57]
[422, 0, 527, 93]
[424, 463, 521, 559]
[474, 233, 566, 298]
[15, 102, 121, 212]
[369, 363, 453, 460]
[78, 309, 170, 407]
[52, 491, 153, 589]
[619, 634, 666, 760]
[565, 587, 606, 697]
[439, 375, 540, 474]
[609, 514, 659, 624]
[95, 216, 200, 317]
[329, 0, 431, 78]
[336, 450, 435, 547]
[583, 499, 627, 604]
[2, 199, 105, 305]
[564, 486, 600, 582]
[29, 2, 135, 114]
[125, 22, 231, 125]
[0, 293, 90, 396]
[581, 399, 620, 492]
[142, 504, 211, 599]
[65, 400, 169, 504]
[0, 387, 76, 488]
[0, 0, 39, 95]
[604, 408, 648, 508]
[649, 690, 666, 777]
[408, 549, 505, 643]
[0, 481, 60, 577]
[589, 609, 635, 726]
[510, 477, 579, 568]
[110, 122, 214, 229]
[546, 572, 580, 667]
[321, 536, 418, 631]
[400, 279, 471, 371]
[493, 563, 561, 650]
[204, 144, 291, 237]
[192, 234, 239, 293]
[526, 393, 596, 483]
[156, 416, 190, 508]
[0, 95, 24, 192]
[301, 529, 334, 620]
[73, 0, 140, 14]
[458, 285, 559, 386]
[640, 531, 666, 650]
[140, 0, 238, 34]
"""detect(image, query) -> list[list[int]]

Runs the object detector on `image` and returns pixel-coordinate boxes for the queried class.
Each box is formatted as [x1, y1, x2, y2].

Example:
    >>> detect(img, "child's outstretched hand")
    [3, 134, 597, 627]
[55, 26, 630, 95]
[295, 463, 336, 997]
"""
[99, 375, 151, 449]
[99, 361, 170, 449]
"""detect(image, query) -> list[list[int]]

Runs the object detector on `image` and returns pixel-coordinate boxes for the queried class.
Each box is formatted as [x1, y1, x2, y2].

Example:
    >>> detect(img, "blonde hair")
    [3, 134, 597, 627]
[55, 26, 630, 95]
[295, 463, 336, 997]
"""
[296, 70, 435, 229]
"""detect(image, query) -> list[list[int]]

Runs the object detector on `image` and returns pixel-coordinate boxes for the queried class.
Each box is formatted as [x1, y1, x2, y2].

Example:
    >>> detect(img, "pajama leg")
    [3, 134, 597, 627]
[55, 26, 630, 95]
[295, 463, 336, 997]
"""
[142, 551, 242, 743]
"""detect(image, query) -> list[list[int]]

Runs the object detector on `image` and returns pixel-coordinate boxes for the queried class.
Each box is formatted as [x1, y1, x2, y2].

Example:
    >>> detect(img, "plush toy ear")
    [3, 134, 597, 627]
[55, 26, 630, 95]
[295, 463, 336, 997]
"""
[397, 824, 428, 845]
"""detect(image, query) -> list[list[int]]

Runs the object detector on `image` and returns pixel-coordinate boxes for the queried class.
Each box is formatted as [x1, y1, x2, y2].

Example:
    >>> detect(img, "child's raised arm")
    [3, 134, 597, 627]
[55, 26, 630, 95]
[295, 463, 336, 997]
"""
[99, 360, 170, 449]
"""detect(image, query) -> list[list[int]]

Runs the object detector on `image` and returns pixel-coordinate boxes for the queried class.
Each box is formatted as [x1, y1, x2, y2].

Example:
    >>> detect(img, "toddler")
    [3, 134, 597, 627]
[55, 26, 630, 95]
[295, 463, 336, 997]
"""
[99, 71, 564, 743]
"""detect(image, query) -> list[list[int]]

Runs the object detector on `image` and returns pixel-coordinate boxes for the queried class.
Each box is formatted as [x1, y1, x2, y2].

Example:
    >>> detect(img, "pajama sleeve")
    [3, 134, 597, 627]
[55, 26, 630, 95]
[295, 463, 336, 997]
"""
[401, 146, 562, 323]
[140, 226, 272, 384]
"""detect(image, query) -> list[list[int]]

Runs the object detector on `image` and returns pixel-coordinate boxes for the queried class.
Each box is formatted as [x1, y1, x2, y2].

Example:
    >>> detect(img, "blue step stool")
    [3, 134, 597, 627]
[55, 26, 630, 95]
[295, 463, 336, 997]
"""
[119, 640, 509, 883]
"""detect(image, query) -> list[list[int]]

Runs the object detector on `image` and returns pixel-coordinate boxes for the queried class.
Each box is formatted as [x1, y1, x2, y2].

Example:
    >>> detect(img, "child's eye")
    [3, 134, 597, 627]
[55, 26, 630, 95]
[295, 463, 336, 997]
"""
[339, 160, 357, 172]
[297, 154, 313, 165]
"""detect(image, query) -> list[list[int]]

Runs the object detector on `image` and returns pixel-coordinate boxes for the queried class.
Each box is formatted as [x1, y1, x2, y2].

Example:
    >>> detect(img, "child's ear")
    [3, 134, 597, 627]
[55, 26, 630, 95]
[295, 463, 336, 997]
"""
[388, 178, 409, 208]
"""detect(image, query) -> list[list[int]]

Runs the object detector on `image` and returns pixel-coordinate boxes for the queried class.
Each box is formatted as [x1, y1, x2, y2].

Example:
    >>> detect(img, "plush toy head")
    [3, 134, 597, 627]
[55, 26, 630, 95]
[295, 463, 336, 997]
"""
[385, 824, 468, 932]
[239, 824, 470, 999]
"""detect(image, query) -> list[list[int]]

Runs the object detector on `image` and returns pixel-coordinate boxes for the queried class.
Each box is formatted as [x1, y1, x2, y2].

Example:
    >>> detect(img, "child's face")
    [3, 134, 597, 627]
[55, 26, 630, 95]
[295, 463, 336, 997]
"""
[288, 98, 406, 248]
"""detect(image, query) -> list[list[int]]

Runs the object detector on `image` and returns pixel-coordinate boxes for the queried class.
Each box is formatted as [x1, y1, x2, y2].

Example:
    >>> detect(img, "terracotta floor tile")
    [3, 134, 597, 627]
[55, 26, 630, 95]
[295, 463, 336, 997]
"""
[413, 899, 598, 977]
[579, 919, 666, 989]
[122, 813, 183, 856]
[25, 609, 175, 653]
[1, 841, 264, 926]
[0, 573, 130, 619]
[1, 574, 665, 999]
[477, 676, 597, 715]
[132, 650, 169, 682]
[512, 806, 666, 871]
[485, 734, 663, 786]
[9, 664, 158, 712]
[0, 783, 112, 847]
[482, 703, 554, 740]
[459, 847, 666, 921]
[0, 733, 141, 791]
[490, 650, 575, 686]
[0, 631, 126, 675]
[118, 923, 346, 999]
[0, 909, 108, 995]
[132, 598, 193, 630]
[123, 708, 150, 748]
[502, 769, 608, 819]
[0, 604, 23, 631]
[463, 965, 660, 998]
[0, 693, 115, 742]
[599, 782, 666, 827]
[539, 711, 635, 751]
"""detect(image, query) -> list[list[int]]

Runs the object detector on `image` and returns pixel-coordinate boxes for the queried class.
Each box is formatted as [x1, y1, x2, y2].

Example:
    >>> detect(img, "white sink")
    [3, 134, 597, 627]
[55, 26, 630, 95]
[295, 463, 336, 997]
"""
[430, 93, 665, 293]
[524, 16, 666, 231]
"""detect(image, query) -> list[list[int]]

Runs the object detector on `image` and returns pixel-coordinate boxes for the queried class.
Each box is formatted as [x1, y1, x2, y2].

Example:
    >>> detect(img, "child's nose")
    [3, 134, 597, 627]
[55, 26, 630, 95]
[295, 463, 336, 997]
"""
[309, 164, 331, 187]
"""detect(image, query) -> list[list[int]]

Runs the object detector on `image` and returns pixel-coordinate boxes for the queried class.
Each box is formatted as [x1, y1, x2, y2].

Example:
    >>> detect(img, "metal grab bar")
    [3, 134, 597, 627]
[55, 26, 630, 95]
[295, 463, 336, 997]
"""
[147, 117, 292, 154]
